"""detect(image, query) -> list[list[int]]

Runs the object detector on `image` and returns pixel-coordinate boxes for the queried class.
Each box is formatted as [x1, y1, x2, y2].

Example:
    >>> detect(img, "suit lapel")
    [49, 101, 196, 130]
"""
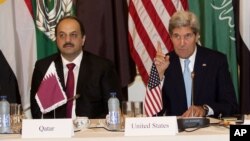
[76, 51, 88, 96]
[170, 52, 188, 108]
[193, 46, 207, 102]
[54, 55, 66, 91]
[171, 53, 185, 91]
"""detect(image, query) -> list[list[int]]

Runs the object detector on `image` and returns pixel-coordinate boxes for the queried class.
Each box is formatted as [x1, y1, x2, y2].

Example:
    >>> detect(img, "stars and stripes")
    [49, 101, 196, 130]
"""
[128, 0, 187, 85]
[128, 0, 188, 117]
[144, 63, 162, 116]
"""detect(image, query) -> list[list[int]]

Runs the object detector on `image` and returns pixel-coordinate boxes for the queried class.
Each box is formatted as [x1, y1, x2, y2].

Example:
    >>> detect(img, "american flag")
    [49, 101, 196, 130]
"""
[144, 63, 162, 116]
[128, 0, 188, 116]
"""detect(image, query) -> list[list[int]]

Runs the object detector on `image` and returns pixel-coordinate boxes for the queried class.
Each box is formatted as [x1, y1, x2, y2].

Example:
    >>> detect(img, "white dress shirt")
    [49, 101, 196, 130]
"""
[61, 51, 83, 119]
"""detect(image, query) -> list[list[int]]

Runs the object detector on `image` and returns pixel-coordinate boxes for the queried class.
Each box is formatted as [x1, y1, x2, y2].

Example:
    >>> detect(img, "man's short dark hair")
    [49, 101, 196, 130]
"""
[55, 16, 85, 37]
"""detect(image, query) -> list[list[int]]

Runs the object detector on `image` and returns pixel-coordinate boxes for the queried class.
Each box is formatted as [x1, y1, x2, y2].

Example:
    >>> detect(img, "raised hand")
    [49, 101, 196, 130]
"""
[154, 42, 170, 80]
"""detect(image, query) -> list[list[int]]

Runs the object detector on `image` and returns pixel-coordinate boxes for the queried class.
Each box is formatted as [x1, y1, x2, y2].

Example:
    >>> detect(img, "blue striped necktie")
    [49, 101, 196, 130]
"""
[184, 59, 192, 108]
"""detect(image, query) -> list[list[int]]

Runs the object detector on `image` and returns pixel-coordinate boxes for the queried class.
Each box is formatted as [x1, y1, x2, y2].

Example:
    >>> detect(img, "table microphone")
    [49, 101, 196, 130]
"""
[51, 94, 81, 118]
[177, 72, 210, 132]
[23, 94, 80, 113]
[67, 94, 80, 102]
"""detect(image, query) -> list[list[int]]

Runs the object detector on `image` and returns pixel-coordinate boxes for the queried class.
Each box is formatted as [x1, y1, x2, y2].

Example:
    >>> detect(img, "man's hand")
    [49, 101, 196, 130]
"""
[154, 42, 170, 80]
[181, 105, 206, 117]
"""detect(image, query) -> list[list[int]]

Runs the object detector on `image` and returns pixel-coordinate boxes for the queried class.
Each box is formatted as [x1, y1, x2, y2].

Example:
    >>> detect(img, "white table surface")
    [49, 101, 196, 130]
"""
[0, 118, 230, 141]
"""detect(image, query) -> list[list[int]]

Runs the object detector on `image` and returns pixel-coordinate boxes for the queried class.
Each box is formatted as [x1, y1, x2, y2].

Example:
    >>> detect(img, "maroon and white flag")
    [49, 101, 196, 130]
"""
[35, 62, 67, 114]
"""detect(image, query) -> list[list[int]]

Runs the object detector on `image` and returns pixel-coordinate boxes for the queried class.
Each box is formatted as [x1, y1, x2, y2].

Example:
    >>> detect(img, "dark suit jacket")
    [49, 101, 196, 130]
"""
[30, 51, 122, 119]
[0, 50, 21, 103]
[160, 45, 239, 117]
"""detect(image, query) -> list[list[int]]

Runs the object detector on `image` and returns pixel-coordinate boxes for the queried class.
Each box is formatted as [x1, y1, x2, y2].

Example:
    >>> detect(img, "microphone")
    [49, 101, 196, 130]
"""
[177, 72, 210, 131]
[23, 94, 80, 114]
[67, 94, 80, 102]
[52, 94, 80, 118]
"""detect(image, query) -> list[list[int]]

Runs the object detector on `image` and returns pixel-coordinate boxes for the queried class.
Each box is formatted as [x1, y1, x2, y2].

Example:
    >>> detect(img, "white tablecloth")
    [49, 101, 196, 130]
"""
[0, 119, 229, 141]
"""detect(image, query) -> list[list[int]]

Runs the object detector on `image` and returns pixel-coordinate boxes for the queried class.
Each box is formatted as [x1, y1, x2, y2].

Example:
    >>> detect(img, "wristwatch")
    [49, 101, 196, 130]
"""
[202, 104, 209, 116]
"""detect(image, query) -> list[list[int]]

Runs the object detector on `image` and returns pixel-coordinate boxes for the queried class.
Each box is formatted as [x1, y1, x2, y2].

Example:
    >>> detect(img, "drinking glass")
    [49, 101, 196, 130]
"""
[10, 103, 23, 133]
[133, 101, 143, 117]
[121, 101, 135, 128]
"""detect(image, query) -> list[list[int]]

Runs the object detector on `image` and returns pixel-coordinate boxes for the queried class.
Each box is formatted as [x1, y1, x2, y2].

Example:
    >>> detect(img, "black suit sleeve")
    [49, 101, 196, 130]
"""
[30, 61, 43, 118]
[30, 56, 56, 119]
[208, 54, 239, 116]
[0, 50, 21, 104]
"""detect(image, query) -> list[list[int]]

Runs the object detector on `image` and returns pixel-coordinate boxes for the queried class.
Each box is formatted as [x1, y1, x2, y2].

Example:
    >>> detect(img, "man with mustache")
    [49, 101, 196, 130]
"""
[30, 16, 122, 119]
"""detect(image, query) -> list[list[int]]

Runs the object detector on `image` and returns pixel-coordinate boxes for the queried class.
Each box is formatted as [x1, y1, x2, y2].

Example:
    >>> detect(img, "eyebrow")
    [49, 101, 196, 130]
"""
[58, 31, 78, 34]
[172, 32, 193, 35]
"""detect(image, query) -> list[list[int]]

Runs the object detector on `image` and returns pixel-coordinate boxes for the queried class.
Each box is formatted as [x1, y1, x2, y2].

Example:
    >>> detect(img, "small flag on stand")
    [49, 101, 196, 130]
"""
[144, 63, 163, 117]
[35, 62, 67, 114]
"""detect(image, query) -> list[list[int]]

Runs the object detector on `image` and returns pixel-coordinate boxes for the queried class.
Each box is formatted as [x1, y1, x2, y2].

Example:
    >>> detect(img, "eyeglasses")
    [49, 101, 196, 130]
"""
[171, 33, 195, 41]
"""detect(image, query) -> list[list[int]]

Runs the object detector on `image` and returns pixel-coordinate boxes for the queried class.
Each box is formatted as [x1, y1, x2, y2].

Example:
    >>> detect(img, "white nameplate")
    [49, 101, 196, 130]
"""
[124, 116, 178, 136]
[22, 119, 73, 138]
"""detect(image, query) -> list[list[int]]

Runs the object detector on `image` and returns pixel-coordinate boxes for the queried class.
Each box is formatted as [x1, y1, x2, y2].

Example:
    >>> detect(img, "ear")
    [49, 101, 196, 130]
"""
[195, 33, 200, 42]
[82, 35, 86, 46]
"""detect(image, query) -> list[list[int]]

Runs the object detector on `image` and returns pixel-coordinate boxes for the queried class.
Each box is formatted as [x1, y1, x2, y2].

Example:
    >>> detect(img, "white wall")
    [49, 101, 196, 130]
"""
[128, 74, 146, 102]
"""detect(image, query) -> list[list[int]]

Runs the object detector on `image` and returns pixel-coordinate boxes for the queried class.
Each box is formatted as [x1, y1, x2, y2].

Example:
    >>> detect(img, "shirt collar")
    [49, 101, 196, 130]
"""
[61, 51, 83, 68]
[179, 46, 197, 72]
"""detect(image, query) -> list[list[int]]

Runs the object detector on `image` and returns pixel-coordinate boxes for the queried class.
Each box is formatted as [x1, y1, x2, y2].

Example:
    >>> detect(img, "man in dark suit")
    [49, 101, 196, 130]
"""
[0, 50, 21, 104]
[154, 11, 238, 117]
[30, 16, 122, 119]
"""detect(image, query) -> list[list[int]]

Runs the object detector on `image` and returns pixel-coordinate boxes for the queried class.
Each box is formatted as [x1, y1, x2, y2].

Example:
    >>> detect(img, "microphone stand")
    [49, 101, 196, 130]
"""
[67, 94, 80, 102]
[41, 94, 80, 119]
[191, 72, 194, 117]
[177, 72, 210, 132]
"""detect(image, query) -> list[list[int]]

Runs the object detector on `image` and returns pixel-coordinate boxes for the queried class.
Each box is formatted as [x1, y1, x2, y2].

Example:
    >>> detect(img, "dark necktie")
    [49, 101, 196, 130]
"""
[66, 63, 75, 118]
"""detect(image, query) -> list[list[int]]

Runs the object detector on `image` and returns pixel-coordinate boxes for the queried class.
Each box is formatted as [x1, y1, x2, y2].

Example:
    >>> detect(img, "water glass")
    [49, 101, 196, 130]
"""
[10, 103, 23, 133]
[133, 101, 143, 117]
[122, 101, 135, 118]
[121, 101, 135, 128]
